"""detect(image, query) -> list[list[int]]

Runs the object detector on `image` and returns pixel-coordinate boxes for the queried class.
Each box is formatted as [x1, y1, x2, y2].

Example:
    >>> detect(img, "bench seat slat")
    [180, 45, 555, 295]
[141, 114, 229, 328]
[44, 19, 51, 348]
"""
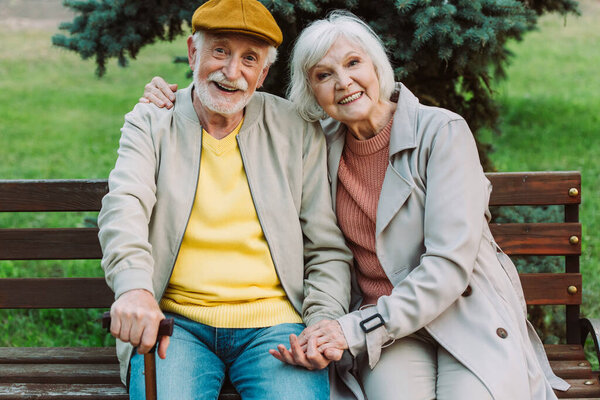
[0, 278, 113, 309]
[491, 223, 581, 256]
[522, 273, 582, 305]
[0, 180, 107, 212]
[0, 348, 116, 364]
[557, 378, 600, 398]
[0, 229, 102, 260]
[0, 383, 127, 400]
[544, 344, 587, 361]
[550, 360, 594, 379]
[487, 172, 581, 206]
[0, 364, 121, 384]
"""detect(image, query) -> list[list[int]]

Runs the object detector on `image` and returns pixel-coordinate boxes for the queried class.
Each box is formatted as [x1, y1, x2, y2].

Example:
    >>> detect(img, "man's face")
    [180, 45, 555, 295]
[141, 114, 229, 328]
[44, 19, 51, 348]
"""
[188, 32, 271, 116]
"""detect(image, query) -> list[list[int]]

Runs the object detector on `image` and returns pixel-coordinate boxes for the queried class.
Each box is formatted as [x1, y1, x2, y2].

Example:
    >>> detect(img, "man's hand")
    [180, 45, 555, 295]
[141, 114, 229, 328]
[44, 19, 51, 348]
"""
[109, 289, 170, 359]
[139, 76, 178, 109]
[269, 333, 334, 370]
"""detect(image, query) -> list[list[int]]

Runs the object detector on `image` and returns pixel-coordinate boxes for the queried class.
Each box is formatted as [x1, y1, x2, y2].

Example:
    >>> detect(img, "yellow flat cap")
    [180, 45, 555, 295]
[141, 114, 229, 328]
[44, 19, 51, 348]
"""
[192, 0, 283, 47]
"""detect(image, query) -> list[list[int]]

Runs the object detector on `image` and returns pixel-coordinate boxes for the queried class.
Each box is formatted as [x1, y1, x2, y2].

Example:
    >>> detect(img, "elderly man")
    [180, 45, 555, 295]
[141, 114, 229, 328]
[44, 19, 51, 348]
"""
[98, 0, 352, 398]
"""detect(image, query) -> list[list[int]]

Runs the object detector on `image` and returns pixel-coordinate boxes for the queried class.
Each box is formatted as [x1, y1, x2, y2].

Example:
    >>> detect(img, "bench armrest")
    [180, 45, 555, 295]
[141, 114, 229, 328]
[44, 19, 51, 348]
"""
[580, 317, 600, 368]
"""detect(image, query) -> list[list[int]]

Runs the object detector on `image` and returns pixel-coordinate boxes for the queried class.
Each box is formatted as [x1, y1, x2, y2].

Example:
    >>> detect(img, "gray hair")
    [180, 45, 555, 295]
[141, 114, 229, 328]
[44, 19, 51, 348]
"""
[287, 11, 395, 121]
[192, 31, 278, 68]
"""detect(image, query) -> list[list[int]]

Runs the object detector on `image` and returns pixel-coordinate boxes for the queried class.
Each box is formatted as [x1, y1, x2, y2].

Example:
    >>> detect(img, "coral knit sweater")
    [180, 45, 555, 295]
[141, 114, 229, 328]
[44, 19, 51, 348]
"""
[336, 117, 395, 306]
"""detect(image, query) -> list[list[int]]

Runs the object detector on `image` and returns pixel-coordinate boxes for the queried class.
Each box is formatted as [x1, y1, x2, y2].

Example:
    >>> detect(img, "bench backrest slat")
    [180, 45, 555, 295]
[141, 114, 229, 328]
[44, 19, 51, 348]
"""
[0, 180, 107, 212]
[487, 172, 581, 206]
[0, 173, 583, 341]
[0, 228, 102, 260]
[0, 278, 113, 309]
[520, 273, 581, 305]
[490, 223, 581, 256]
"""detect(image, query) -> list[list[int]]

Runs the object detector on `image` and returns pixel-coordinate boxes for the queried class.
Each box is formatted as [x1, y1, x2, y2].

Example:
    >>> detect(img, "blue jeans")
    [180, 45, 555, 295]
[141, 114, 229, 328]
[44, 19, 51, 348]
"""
[129, 314, 329, 400]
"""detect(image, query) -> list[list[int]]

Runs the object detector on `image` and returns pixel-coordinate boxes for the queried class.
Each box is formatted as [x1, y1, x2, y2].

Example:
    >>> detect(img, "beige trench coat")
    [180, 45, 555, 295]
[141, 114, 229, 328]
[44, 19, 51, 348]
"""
[322, 84, 569, 399]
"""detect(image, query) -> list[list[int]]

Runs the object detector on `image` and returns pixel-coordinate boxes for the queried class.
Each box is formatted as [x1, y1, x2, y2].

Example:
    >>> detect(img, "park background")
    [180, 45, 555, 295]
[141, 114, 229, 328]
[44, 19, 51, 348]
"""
[0, 0, 598, 362]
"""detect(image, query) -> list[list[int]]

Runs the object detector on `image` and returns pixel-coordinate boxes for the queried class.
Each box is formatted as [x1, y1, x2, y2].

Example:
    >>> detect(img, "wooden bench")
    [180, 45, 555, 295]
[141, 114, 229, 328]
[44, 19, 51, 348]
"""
[0, 171, 598, 399]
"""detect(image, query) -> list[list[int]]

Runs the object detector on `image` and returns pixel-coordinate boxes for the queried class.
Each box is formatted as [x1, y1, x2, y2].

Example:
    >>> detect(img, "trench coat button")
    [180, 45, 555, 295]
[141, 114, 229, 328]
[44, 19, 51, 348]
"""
[496, 328, 508, 339]
[462, 285, 472, 297]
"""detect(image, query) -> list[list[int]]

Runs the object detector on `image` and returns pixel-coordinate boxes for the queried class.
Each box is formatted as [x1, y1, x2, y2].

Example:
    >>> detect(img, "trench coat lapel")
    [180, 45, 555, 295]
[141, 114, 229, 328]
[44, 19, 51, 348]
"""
[375, 83, 419, 236]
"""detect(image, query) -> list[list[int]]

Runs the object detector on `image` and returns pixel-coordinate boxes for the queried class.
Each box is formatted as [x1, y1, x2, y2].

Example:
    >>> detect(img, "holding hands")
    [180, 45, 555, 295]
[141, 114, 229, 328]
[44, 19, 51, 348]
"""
[269, 319, 349, 370]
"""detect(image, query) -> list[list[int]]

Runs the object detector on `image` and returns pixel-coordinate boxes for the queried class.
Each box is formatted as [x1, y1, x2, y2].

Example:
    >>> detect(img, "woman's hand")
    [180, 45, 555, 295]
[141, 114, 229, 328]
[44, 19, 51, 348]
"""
[269, 319, 348, 370]
[298, 319, 349, 356]
[139, 76, 178, 109]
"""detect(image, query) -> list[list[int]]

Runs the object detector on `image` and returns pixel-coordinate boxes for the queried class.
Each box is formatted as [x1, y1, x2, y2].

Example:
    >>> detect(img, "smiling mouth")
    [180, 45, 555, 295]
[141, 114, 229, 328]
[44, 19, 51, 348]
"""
[214, 82, 240, 93]
[338, 92, 363, 104]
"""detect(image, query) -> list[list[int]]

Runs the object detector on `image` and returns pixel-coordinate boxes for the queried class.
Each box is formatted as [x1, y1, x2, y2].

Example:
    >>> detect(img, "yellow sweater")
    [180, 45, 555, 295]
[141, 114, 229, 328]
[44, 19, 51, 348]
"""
[160, 121, 301, 327]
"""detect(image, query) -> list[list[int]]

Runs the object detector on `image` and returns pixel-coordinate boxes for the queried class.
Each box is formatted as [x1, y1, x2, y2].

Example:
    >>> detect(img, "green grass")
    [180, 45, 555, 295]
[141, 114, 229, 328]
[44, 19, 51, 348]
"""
[481, 0, 600, 315]
[0, 23, 189, 347]
[0, 1, 599, 360]
[480, 0, 600, 365]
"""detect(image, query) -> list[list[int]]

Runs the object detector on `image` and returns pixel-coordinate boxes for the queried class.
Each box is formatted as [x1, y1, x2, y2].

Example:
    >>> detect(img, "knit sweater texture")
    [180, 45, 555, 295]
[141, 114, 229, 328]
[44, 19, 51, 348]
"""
[336, 117, 395, 305]
[160, 121, 301, 327]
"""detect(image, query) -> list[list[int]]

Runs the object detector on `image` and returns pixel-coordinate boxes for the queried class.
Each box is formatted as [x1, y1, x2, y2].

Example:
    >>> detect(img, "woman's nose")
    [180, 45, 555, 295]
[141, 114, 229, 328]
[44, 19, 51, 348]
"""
[335, 72, 352, 90]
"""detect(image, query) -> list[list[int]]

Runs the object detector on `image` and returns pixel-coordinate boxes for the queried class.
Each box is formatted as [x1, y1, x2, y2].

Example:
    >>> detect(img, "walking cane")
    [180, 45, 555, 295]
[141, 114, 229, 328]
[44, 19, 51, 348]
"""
[102, 311, 174, 400]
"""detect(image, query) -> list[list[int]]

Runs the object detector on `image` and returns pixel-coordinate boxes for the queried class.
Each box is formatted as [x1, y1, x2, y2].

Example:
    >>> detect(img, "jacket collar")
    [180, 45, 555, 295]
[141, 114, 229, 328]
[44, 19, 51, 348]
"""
[388, 82, 419, 157]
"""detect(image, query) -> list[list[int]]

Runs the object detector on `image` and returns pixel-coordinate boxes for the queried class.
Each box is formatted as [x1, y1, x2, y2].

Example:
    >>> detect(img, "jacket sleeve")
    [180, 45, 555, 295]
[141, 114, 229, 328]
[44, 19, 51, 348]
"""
[300, 122, 354, 326]
[337, 117, 489, 367]
[97, 105, 158, 300]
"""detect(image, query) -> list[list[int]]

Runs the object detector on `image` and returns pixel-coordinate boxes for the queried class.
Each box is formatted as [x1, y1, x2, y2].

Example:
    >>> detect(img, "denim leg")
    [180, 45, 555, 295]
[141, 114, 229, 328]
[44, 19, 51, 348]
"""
[129, 315, 226, 400]
[228, 323, 329, 400]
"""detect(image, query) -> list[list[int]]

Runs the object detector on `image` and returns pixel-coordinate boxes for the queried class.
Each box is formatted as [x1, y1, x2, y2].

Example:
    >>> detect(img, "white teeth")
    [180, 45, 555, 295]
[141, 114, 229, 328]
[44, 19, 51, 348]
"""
[339, 92, 362, 104]
[216, 83, 238, 92]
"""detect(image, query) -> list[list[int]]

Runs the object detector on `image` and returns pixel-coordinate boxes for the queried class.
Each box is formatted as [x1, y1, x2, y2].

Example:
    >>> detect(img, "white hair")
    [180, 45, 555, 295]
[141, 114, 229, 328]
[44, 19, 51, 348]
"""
[287, 11, 395, 121]
[192, 31, 278, 68]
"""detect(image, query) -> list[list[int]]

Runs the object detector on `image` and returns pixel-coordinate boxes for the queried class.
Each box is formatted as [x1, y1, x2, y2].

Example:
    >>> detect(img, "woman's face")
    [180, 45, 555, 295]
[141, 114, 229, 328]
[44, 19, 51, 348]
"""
[308, 37, 381, 125]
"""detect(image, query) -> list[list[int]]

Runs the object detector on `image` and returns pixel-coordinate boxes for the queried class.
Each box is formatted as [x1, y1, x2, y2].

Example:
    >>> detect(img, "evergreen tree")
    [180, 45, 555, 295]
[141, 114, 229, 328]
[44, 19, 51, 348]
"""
[52, 0, 579, 169]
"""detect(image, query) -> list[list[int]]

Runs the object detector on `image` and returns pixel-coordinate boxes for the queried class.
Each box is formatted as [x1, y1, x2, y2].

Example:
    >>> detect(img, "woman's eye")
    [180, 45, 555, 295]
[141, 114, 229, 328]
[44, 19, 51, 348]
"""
[317, 73, 330, 80]
[348, 59, 360, 67]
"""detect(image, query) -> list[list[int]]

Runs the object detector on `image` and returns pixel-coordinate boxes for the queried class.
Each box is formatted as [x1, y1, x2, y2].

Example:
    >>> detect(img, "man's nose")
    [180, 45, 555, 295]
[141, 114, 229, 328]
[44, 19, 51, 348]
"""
[222, 58, 242, 81]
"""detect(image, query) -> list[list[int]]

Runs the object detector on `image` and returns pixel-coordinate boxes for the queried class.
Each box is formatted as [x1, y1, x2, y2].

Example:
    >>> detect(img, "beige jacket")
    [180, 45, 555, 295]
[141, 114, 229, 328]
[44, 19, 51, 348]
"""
[98, 85, 353, 384]
[324, 84, 568, 399]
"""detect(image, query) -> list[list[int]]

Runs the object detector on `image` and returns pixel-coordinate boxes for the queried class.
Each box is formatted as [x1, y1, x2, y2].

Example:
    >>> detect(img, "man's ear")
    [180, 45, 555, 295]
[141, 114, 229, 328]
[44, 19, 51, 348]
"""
[257, 65, 270, 89]
[187, 36, 197, 70]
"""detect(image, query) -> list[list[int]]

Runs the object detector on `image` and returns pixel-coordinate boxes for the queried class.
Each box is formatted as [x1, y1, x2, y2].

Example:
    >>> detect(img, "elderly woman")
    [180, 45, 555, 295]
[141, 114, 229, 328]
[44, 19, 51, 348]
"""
[142, 11, 568, 400]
